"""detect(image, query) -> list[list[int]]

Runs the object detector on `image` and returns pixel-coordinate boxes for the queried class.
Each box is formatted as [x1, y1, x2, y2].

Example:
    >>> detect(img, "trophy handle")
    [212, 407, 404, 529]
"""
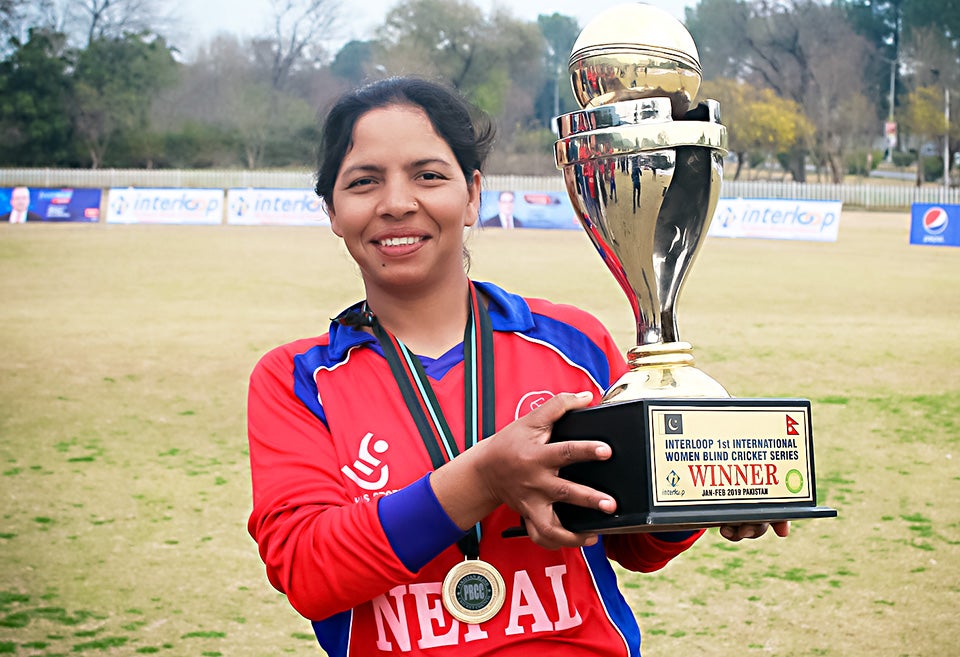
[656, 145, 724, 343]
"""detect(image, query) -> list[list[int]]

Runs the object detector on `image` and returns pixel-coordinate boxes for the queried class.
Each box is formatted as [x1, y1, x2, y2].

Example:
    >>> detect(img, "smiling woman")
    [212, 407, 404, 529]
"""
[326, 105, 481, 331]
[244, 76, 782, 657]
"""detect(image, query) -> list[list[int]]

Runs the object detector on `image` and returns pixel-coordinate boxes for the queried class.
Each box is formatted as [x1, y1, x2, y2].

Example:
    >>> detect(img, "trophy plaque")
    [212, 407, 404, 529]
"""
[548, 3, 836, 533]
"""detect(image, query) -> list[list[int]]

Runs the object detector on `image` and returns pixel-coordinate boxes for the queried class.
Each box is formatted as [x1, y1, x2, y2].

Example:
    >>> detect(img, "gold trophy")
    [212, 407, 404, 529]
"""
[548, 3, 836, 532]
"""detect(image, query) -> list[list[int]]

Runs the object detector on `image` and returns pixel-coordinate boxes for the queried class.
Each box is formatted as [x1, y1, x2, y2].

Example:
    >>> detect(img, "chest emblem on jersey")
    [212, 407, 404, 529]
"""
[342, 432, 390, 490]
[514, 391, 556, 420]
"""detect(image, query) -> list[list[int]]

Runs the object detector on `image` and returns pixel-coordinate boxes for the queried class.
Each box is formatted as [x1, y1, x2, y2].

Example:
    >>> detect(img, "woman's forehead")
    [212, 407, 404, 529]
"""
[353, 104, 436, 136]
[344, 104, 451, 160]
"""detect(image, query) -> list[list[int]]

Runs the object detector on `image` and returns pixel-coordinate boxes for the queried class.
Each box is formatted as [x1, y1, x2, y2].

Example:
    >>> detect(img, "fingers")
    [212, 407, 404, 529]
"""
[522, 506, 601, 550]
[719, 521, 791, 542]
[719, 524, 764, 541]
[719, 524, 752, 541]
[514, 457, 616, 550]
[522, 390, 596, 428]
[520, 391, 611, 467]
[545, 476, 617, 514]
[528, 525, 599, 550]
[772, 520, 791, 537]
[477, 390, 617, 550]
[545, 434, 612, 469]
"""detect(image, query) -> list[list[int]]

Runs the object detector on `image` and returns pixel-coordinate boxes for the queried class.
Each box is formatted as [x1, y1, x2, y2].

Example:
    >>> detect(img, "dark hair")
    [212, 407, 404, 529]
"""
[314, 77, 495, 211]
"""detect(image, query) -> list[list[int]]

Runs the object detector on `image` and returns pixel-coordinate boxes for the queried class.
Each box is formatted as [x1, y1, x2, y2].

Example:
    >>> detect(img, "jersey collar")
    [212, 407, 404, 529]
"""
[326, 280, 533, 363]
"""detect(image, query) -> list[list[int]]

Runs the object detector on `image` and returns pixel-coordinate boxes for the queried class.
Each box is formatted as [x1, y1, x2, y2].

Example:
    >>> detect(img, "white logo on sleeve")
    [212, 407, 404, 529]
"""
[342, 432, 390, 490]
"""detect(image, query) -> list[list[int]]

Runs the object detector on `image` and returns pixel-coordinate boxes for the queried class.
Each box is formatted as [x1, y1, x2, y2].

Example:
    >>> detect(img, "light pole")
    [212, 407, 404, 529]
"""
[933, 68, 952, 192]
[883, 56, 897, 163]
[944, 86, 951, 192]
[889, 57, 896, 123]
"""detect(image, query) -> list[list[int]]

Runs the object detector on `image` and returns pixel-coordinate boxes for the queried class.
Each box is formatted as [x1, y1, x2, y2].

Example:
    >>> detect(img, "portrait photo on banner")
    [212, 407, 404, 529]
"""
[477, 190, 579, 230]
[1, 187, 102, 223]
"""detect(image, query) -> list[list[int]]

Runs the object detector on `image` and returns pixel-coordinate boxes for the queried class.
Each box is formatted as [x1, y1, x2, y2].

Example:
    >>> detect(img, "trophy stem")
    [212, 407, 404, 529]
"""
[627, 341, 696, 368]
[602, 341, 730, 403]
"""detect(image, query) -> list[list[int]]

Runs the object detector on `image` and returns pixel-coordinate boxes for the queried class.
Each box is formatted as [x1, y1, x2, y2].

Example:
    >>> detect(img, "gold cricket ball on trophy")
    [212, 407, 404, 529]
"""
[568, 2, 702, 117]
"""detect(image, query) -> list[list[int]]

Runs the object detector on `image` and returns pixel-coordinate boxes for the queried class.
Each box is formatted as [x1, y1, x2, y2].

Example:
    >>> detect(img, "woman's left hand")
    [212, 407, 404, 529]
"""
[718, 521, 790, 542]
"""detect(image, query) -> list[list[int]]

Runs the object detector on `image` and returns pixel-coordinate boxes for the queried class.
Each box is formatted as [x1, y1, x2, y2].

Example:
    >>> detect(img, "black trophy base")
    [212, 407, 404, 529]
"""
[551, 504, 839, 535]
[545, 398, 837, 534]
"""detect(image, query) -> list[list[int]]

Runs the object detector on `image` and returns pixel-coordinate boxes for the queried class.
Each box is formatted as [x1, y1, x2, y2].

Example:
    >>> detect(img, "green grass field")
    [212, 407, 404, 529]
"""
[1, 213, 958, 656]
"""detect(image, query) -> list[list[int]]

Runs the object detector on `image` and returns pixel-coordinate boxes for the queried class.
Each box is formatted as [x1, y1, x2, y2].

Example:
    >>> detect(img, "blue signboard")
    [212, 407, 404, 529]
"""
[1, 187, 102, 223]
[910, 203, 960, 247]
[477, 190, 580, 230]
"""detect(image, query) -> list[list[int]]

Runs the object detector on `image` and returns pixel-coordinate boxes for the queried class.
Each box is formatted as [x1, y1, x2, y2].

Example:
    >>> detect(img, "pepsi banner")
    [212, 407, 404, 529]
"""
[2, 187, 101, 222]
[910, 204, 960, 247]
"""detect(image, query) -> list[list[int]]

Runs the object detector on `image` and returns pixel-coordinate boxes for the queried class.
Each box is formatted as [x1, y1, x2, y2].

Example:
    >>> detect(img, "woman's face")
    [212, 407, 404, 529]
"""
[328, 104, 480, 297]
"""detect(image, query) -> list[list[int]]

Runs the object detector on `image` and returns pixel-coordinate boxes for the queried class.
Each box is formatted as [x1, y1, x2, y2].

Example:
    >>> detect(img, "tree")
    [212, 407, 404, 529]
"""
[1, 0, 21, 46]
[377, 0, 544, 117]
[62, 0, 171, 46]
[903, 86, 951, 186]
[899, 26, 957, 185]
[701, 79, 813, 180]
[330, 39, 376, 82]
[902, 26, 958, 91]
[535, 13, 579, 124]
[378, 0, 486, 90]
[792, 4, 876, 182]
[72, 32, 178, 167]
[838, 0, 903, 124]
[261, 0, 340, 91]
[1, 0, 60, 57]
[900, 0, 960, 55]
[151, 34, 253, 168]
[685, 0, 751, 80]
[0, 27, 74, 165]
[485, 8, 545, 129]
[687, 0, 877, 181]
[158, 33, 320, 169]
[838, 0, 960, 152]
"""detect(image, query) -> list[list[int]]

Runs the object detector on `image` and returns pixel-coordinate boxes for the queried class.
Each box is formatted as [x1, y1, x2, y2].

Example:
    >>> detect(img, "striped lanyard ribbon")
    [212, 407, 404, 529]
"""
[370, 281, 495, 559]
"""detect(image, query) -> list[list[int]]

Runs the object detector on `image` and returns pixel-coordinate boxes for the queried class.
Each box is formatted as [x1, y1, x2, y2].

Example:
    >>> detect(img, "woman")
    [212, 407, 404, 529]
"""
[247, 77, 786, 656]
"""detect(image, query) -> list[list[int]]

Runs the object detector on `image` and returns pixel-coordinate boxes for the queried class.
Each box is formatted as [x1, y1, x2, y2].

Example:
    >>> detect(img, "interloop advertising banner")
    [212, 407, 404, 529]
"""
[106, 188, 224, 224]
[226, 189, 329, 225]
[708, 198, 842, 242]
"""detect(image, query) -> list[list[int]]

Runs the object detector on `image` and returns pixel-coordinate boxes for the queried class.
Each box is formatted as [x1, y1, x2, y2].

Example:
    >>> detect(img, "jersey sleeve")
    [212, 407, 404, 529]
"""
[603, 530, 705, 572]
[247, 343, 434, 621]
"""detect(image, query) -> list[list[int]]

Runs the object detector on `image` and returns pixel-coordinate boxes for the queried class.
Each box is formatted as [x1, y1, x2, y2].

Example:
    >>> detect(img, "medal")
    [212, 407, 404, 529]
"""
[372, 281, 502, 624]
[441, 559, 506, 624]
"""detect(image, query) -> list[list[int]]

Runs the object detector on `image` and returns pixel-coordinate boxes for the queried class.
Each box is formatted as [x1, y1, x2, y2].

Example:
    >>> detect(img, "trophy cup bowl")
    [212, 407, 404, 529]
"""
[568, 3, 702, 118]
[556, 2, 727, 403]
[543, 3, 836, 534]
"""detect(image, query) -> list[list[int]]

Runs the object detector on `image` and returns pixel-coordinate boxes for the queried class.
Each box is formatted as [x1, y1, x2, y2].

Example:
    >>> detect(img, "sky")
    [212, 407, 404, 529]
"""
[169, 0, 695, 56]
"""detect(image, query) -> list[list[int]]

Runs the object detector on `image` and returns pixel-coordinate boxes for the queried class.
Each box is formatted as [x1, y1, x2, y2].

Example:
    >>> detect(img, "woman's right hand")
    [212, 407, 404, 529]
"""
[431, 391, 617, 550]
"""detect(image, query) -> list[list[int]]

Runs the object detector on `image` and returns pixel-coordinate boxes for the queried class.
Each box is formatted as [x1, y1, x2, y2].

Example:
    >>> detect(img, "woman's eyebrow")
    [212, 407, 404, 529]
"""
[341, 158, 454, 179]
[408, 157, 454, 169]
[338, 163, 384, 178]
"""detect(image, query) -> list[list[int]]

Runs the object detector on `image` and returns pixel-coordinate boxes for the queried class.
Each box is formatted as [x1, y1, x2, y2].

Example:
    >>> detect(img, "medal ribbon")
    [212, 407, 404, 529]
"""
[370, 281, 495, 560]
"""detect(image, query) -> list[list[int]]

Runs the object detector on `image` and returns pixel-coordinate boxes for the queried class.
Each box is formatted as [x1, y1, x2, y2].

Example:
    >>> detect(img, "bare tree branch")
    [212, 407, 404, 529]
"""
[267, 0, 340, 90]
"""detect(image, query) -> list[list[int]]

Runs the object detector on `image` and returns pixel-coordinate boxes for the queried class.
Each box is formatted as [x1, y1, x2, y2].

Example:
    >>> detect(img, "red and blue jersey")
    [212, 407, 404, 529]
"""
[247, 281, 702, 656]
